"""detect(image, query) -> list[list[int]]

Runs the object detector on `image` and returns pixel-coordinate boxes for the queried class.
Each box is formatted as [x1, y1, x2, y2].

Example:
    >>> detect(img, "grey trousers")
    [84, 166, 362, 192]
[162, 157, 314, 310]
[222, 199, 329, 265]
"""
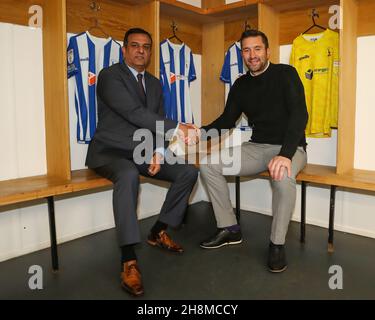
[199, 142, 307, 245]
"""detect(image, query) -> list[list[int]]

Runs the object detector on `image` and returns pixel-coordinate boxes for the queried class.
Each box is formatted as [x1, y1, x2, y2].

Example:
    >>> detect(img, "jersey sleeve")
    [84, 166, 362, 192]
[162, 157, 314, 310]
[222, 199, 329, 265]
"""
[119, 44, 124, 62]
[188, 51, 196, 83]
[159, 45, 165, 85]
[67, 37, 79, 79]
[220, 50, 231, 83]
[289, 43, 295, 66]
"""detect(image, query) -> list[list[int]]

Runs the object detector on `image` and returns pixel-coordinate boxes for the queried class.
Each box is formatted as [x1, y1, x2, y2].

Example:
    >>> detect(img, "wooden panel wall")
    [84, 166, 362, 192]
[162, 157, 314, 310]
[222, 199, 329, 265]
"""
[66, 0, 136, 41]
[279, 4, 338, 45]
[337, 0, 358, 174]
[202, 0, 225, 9]
[258, 3, 279, 63]
[0, 0, 44, 26]
[358, 0, 375, 37]
[43, 0, 71, 179]
[202, 22, 225, 125]
[224, 16, 258, 50]
[160, 14, 203, 54]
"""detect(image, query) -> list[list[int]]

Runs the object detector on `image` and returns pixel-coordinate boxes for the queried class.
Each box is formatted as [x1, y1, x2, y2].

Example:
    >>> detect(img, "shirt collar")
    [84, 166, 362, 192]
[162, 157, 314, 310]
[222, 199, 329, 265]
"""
[126, 63, 145, 79]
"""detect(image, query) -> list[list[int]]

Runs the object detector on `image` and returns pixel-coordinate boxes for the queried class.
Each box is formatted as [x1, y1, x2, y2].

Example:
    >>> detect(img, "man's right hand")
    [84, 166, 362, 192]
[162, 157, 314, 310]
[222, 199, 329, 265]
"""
[177, 123, 201, 145]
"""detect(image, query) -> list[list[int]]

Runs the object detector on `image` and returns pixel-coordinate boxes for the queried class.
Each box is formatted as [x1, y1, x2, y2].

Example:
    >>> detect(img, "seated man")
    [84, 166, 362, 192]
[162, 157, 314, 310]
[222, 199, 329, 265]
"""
[198, 29, 308, 273]
[86, 28, 199, 296]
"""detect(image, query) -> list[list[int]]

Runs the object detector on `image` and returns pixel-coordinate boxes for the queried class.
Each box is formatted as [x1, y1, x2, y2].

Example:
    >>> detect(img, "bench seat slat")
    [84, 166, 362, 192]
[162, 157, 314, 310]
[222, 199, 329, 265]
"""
[2, 164, 375, 207]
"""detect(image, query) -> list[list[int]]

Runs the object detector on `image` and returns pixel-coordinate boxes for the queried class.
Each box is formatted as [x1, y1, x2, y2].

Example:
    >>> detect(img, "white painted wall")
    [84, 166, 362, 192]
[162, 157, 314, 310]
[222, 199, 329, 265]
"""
[355, 36, 375, 171]
[0, 23, 46, 180]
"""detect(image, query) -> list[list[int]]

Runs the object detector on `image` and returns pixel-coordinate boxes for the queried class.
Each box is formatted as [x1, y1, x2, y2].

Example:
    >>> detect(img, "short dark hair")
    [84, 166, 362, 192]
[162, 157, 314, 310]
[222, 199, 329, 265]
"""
[240, 29, 269, 49]
[123, 28, 152, 47]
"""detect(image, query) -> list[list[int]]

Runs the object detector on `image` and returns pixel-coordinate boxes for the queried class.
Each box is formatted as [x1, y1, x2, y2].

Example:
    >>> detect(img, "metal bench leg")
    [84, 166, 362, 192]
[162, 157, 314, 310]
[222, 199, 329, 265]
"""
[235, 176, 241, 224]
[328, 186, 337, 253]
[300, 181, 307, 243]
[47, 196, 59, 272]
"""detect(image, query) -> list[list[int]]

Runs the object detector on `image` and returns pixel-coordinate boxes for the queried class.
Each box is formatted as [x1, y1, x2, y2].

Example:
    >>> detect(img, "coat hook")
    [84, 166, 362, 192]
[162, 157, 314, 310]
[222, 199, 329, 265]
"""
[89, 1, 101, 12]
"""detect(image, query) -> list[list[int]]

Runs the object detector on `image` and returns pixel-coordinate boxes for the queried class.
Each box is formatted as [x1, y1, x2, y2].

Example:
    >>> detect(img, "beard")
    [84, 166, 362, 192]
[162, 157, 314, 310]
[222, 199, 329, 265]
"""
[247, 58, 268, 74]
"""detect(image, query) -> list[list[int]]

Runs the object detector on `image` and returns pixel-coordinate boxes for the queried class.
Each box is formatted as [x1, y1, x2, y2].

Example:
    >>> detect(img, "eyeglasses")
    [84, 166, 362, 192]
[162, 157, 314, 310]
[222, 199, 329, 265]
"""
[128, 42, 152, 51]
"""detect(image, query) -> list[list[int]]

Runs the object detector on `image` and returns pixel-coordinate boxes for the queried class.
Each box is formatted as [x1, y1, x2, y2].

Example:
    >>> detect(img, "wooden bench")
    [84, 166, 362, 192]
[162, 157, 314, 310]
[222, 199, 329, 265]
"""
[2, 164, 375, 272]
[235, 164, 375, 253]
[0, 169, 150, 272]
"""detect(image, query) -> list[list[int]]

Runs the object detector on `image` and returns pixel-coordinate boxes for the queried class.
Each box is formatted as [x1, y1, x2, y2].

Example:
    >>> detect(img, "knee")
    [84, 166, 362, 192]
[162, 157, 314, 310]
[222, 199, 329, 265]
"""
[199, 162, 220, 177]
[113, 168, 139, 186]
[180, 165, 199, 183]
[272, 176, 296, 193]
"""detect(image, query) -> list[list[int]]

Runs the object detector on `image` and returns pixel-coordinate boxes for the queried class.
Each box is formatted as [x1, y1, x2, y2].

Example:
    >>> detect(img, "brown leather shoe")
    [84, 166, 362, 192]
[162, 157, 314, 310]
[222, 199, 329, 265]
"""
[147, 230, 184, 253]
[121, 260, 144, 297]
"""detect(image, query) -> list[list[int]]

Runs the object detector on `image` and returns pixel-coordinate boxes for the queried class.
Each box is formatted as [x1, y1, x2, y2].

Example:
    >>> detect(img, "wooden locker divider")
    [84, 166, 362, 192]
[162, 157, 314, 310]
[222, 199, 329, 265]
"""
[337, 0, 358, 174]
[202, 21, 225, 126]
[258, 2, 280, 64]
[43, 0, 71, 180]
[133, 0, 160, 76]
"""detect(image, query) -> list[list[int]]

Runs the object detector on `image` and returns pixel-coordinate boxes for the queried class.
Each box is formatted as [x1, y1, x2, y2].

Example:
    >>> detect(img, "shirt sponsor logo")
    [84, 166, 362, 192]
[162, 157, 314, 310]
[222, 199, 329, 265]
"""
[314, 67, 329, 74]
[299, 54, 310, 61]
[68, 49, 74, 64]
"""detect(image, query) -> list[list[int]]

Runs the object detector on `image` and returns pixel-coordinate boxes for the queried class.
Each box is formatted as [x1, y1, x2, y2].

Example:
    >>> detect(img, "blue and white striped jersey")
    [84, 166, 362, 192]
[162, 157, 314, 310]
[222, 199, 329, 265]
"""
[220, 41, 248, 87]
[160, 39, 196, 124]
[67, 31, 122, 144]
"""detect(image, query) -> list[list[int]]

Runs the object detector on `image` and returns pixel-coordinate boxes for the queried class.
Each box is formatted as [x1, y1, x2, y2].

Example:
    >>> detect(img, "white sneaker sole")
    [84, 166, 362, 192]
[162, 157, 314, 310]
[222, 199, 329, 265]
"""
[268, 265, 288, 273]
[200, 239, 243, 249]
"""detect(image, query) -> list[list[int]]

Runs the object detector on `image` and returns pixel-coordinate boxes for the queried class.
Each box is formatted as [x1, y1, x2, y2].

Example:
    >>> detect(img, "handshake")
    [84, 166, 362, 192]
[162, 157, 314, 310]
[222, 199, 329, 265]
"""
[177, 123, 201, 146]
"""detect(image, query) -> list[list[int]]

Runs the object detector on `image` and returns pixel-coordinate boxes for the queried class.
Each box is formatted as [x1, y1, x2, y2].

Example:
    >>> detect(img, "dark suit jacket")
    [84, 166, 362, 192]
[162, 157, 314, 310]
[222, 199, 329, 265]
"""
[86, 62, 177, 169]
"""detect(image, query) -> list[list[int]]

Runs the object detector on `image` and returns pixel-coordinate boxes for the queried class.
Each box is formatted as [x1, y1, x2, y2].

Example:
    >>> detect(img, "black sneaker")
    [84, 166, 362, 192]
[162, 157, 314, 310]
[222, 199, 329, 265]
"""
[268, 242, 287, 273]
[200, 228, 242, 249]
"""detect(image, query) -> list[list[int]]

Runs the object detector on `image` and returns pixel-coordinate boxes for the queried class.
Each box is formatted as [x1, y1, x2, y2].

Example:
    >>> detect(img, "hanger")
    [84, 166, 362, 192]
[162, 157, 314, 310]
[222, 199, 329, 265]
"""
[244, 20, 252, 32]
[168, 21, 183, 44]
[237, 20, 252, 42]
[88, 17, 110, 38]
[302, 9, 326, 34]
[88, 1, 110, 38]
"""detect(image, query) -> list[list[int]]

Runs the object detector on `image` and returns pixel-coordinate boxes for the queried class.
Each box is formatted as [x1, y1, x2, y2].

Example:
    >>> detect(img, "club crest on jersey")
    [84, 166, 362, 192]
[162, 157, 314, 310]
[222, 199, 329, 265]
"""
[305, 69, 313, 80]
[68, 49, 74, 64]
[88, 72, 96, 86]
[170, 73, 176, 84]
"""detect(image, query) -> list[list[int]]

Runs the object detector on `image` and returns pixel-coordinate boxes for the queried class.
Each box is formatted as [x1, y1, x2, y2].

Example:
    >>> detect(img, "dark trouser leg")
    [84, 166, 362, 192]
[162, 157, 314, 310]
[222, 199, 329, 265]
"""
[94, 159, 141, 247]
[136, 162, 199, 228]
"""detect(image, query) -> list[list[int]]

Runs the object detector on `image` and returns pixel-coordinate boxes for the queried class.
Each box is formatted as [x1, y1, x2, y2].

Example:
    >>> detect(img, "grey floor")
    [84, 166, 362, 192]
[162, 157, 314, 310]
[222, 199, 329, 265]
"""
[0, 201, 374, 300]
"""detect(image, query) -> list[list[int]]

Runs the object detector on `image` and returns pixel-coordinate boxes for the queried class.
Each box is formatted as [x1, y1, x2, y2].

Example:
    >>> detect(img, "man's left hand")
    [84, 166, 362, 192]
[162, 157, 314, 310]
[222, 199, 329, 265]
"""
[148, 152, 163, 176]
[268, 156, 292, 181]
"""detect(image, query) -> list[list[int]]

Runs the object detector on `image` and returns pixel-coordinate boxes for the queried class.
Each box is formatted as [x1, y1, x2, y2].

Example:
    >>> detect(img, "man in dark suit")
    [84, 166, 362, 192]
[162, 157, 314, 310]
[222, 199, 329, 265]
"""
[86, 28, 199, 297]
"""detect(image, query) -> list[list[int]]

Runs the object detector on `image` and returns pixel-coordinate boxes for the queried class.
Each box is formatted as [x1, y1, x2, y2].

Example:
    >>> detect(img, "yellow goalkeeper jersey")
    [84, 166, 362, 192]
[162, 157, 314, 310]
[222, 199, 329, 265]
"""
[290, 29, 339, 138]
